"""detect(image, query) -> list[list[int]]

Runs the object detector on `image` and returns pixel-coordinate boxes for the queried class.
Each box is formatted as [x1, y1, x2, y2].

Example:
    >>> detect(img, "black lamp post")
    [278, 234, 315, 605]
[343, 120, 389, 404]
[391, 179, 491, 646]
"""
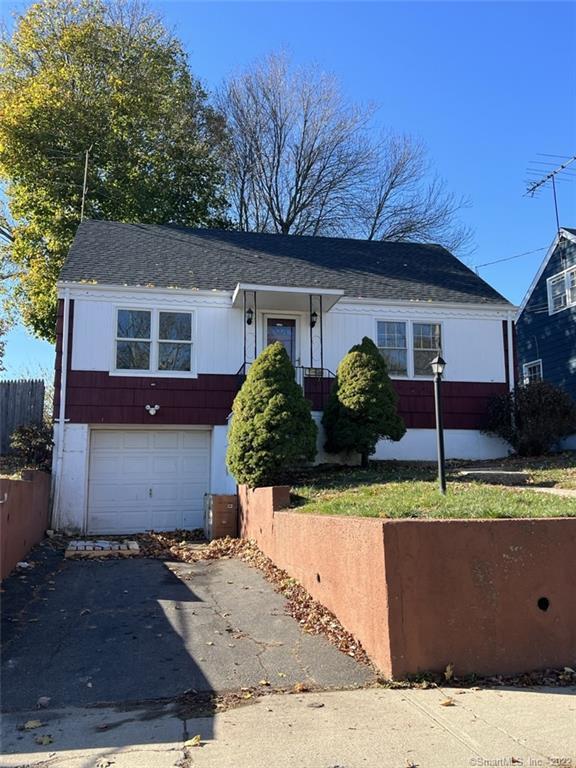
[430, 354, 447, 495]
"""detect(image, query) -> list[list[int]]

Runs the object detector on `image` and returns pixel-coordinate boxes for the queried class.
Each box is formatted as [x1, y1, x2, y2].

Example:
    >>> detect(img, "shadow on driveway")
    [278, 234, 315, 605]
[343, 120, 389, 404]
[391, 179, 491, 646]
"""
[1, 550, 374, 759]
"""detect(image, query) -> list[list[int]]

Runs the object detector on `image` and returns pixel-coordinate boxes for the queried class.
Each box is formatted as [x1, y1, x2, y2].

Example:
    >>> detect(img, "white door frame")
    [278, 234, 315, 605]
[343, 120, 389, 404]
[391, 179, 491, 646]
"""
[260, 312, 303, 368]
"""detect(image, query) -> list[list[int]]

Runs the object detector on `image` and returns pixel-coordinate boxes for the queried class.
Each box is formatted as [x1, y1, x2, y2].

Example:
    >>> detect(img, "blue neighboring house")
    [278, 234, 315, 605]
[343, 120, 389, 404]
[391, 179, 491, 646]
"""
[516, 227, 576, 401]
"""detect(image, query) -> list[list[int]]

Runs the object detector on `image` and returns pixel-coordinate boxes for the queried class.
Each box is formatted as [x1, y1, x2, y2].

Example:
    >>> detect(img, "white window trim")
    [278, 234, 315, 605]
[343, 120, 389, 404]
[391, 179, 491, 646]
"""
[375, 319, 409, 378]
[522, 359, 543, 384]
[547, 265, 576, 315]
[111, 306, 197, 378]
[412, 320, 444, 379]
[374, 319, 444, 380]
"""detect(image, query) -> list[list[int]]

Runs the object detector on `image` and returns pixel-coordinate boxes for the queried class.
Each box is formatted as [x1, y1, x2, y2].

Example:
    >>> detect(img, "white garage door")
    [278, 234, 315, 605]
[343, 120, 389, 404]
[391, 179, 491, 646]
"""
[87, 430, 210, 534]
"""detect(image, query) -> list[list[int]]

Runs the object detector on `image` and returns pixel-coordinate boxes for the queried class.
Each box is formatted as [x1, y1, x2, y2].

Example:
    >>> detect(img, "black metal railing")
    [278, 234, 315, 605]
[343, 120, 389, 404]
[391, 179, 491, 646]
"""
[235, 363, 335, 410]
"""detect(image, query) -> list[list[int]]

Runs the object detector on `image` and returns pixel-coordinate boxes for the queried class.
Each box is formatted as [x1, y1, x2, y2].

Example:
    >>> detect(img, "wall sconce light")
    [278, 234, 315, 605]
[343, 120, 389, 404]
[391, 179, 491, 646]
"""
[310, 311, 318, 328]
[246, 307, 254, 325]
[145, 404, 160, 416]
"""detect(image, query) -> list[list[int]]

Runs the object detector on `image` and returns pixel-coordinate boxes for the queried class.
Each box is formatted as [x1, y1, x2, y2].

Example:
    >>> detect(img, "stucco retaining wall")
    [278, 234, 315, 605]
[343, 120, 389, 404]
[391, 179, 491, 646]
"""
[0, 470, 51, 580]
[238, 485, 576, 679]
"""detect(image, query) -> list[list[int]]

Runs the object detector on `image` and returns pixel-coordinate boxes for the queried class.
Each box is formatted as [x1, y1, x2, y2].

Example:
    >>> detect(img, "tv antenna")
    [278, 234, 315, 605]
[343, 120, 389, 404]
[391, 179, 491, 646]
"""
[525, 153, 576, 232]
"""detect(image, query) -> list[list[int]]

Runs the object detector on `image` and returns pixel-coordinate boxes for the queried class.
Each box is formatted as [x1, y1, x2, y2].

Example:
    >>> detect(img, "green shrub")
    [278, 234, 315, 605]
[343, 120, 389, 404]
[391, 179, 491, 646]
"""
[486, 381, 576, 456]
[10, 422, 53, 469]
[226, 342, 317, 487]
[322, 336, 406, 466]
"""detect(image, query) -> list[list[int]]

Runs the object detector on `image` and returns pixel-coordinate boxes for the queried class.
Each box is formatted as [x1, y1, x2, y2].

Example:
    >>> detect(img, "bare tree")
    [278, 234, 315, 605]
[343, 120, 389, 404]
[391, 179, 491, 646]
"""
[218, 53, 374, 236]
[219, 53, 472, 254]
[351, 133, 473, 252]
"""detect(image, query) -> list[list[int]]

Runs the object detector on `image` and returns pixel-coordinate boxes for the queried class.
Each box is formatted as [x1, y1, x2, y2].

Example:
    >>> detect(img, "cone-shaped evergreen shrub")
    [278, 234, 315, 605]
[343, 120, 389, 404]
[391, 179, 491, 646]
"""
[322, 336, 406, 466]
[226, 342, 317, 487]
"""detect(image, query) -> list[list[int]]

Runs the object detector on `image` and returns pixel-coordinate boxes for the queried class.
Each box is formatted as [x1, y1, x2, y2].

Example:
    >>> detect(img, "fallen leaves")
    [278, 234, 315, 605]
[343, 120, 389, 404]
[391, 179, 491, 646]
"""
[34, 734, 53, 745]
[23, 720, 43, 730]
[440, 697, 456, 707]
[137, 533, 371, 667]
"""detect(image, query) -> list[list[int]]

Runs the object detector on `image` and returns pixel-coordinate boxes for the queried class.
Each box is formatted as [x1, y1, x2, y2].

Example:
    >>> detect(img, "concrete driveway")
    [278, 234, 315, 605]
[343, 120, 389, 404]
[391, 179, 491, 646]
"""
[1, 553, 373, 712]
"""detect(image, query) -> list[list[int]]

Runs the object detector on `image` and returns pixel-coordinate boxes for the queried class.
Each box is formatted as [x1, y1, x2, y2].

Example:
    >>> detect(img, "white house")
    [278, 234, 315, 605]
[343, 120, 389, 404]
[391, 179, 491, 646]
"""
[52, 220, 515, 534]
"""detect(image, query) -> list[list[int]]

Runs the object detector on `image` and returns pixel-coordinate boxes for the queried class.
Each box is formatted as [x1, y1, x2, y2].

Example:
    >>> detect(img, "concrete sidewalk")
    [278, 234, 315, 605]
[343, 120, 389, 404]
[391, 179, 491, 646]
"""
[2, 685, 575, 768]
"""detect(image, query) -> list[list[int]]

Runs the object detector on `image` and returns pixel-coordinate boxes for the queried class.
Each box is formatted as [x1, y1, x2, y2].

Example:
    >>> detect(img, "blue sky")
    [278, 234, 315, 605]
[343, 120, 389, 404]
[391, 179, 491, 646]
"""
[2, 0, 575, 378]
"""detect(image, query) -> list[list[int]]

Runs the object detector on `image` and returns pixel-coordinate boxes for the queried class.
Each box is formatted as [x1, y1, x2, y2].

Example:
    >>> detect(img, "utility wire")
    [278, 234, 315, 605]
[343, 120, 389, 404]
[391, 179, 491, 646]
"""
[474, 246, 547, 272]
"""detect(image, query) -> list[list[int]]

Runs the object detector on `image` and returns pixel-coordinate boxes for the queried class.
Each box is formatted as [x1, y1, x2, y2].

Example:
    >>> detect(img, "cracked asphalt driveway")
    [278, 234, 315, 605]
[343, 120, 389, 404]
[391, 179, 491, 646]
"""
[1, 555, 374, 712]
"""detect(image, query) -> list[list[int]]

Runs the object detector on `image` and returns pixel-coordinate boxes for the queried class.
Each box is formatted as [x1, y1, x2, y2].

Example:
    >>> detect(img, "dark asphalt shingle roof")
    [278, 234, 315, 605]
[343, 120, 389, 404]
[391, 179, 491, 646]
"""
[59, 220, 511, 306]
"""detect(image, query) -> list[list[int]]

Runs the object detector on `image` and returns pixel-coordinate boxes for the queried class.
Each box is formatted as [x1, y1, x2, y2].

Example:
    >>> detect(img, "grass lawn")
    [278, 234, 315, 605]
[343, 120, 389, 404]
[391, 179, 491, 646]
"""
[291, 456, 576, 520]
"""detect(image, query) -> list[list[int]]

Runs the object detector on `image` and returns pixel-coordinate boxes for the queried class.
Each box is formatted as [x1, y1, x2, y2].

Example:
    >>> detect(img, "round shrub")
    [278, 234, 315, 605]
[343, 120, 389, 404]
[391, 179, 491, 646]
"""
[226, 342, 317, 487]
[322, 336, 406, 466]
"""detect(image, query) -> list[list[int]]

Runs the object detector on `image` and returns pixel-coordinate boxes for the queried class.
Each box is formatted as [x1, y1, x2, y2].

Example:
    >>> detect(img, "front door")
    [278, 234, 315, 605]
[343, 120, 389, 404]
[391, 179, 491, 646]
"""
[266, 318, 297, 365]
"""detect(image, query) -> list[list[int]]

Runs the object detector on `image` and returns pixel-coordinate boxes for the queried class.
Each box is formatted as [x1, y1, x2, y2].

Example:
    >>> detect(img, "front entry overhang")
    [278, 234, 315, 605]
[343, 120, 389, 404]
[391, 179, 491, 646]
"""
[231, 283, 344, 312]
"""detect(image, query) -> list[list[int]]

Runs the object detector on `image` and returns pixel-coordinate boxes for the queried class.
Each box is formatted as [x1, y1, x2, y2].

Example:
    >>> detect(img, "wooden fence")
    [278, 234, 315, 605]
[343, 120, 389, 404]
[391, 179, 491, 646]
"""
[0, 379, 45, 455]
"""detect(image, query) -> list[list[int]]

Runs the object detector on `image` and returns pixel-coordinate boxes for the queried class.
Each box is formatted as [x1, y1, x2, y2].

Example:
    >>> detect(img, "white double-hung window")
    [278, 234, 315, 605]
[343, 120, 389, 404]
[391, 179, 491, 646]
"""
[547, 266, 576, 314]
[413, 322, 442, 376]
[115, 308, 194, 374]
[377, 321, 408, 376]
[376, 320, 442, 378]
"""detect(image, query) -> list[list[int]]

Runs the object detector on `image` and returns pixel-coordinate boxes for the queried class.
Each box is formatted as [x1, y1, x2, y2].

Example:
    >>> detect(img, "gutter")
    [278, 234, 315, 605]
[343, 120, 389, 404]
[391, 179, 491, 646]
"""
[52, 288, 70, 530]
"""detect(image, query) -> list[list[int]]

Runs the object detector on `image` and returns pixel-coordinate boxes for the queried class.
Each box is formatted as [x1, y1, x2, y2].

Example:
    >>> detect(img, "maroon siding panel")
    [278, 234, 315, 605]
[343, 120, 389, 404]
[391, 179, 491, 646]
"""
[64, 371, 240, 425]
[304, 376, 507, 430]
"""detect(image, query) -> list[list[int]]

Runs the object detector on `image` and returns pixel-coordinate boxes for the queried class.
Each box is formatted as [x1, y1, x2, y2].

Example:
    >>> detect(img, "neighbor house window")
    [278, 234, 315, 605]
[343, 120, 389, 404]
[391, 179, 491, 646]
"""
[377, 321, 407, 376]
[548, 267, 576, 313]
[115, 309, 194, 373]
[413, 323, 442, 376]
[523, 360, 543, 384]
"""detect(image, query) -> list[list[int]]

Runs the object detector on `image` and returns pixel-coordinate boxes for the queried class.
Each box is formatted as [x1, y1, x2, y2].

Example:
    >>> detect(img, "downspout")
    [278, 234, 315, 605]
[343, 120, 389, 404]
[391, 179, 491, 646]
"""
[506, 311, 515, 392]
[52, 288, 70, 530]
